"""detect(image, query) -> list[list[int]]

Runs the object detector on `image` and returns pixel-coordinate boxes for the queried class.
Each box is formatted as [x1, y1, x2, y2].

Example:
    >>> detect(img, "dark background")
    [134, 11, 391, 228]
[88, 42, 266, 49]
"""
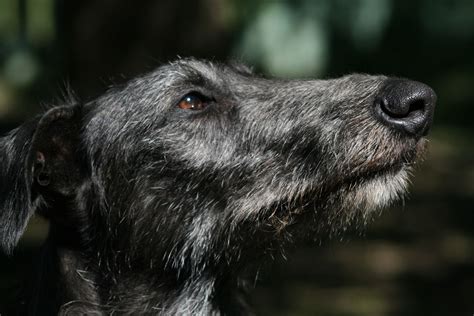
[0, 0, 473, 315]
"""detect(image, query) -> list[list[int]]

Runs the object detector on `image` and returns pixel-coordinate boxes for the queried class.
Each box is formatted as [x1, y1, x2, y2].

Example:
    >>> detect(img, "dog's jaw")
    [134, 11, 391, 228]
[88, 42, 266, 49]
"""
[341, 167, 411, 215]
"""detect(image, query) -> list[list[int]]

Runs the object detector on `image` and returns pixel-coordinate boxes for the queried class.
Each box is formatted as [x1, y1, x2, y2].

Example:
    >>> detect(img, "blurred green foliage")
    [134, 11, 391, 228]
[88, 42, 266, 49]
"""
[0, 0, 473, 315]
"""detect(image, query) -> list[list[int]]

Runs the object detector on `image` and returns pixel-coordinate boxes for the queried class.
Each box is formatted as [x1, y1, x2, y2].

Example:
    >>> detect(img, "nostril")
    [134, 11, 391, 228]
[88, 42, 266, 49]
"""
[379, 98, 404, 119]
[405, 98, 426, 119]
[378, 96, 426, 119]
[408, 99, 425, 114]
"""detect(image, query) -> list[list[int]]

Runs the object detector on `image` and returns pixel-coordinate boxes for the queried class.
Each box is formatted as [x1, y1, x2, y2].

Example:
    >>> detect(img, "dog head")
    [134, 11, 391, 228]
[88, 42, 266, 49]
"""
[0, 59, 435, 273]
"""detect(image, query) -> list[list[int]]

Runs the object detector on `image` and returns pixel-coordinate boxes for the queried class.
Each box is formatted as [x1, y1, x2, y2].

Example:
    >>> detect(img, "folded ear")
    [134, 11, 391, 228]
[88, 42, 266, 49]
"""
[0, 119, 38, 253]
[0, 105, 84, 254]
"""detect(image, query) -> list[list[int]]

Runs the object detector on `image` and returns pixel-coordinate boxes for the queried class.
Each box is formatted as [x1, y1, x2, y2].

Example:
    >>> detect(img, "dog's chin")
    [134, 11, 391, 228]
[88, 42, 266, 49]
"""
[308, 165, 413, 237]
[337, 138, 427, 216]
[340, 165, 411, 215]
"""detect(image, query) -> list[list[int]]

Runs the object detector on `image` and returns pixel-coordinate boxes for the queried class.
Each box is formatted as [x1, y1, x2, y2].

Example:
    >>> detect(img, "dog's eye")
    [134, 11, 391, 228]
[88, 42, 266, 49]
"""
[178, 93, 208, 111]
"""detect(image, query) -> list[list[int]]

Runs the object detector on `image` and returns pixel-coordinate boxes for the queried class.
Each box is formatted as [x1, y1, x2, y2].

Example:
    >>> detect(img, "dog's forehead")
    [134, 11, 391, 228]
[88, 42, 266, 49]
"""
[164, 59, 223, 81]
[160, 59, 253, 86]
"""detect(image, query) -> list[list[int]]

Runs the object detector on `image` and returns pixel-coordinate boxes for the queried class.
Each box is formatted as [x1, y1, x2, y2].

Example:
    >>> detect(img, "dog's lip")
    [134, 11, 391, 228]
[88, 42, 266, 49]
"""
[349, 139, 423, 180]
[321, 157, 410, 198]
[283, 140, 424, 210]
[284, 162, 406, 216]
[349, 162, 405, 184]
[357, 162, 406, 180]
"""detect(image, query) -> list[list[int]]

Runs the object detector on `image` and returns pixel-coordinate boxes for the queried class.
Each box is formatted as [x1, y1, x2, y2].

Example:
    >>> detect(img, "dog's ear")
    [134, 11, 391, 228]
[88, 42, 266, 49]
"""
[0, 105, 84, 253]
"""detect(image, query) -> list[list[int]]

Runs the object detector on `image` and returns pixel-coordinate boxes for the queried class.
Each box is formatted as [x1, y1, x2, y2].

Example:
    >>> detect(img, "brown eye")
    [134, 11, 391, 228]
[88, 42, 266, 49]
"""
[178, 93, 207, 110]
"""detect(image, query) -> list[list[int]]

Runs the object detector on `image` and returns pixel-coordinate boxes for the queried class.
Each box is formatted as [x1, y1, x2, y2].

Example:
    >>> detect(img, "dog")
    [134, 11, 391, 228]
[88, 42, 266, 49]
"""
[0, 59, 436, 315]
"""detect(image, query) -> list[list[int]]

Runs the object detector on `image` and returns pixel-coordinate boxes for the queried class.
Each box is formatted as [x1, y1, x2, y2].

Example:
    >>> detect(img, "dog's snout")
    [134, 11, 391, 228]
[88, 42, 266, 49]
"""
[374, 79, 436, 137]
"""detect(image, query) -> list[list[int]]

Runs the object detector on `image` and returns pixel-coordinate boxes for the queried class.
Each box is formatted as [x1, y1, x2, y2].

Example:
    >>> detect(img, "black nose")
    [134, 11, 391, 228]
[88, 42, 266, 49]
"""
[374, 79, 436, 137]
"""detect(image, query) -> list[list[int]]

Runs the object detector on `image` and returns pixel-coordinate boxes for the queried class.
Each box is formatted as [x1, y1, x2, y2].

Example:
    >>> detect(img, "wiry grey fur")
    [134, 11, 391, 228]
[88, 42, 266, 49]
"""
[0, 59, 432, 315]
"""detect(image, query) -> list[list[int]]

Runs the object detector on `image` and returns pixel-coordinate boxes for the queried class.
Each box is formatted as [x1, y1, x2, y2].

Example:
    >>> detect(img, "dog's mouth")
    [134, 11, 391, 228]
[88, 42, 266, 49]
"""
[307, 138, 428, 223]
[235, 138, 427, 235]
[261, 162, 411, 238]
[285, 139, 425, 224]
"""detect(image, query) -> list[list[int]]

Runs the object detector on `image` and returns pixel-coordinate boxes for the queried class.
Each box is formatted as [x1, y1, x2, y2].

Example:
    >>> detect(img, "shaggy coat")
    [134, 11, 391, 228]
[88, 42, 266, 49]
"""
[0, 59, 435, 315]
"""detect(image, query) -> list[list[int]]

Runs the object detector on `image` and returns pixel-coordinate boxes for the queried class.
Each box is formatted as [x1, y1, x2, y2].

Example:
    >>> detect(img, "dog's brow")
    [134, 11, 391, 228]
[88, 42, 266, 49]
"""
[182, 72, 208, 87]
[179, 68, 225, 95]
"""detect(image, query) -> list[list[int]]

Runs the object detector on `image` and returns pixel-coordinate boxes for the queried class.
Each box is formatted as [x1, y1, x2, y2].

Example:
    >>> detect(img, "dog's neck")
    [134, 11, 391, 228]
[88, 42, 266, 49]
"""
[22, 230, 99, 315]
[25, 225, 251, 315]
